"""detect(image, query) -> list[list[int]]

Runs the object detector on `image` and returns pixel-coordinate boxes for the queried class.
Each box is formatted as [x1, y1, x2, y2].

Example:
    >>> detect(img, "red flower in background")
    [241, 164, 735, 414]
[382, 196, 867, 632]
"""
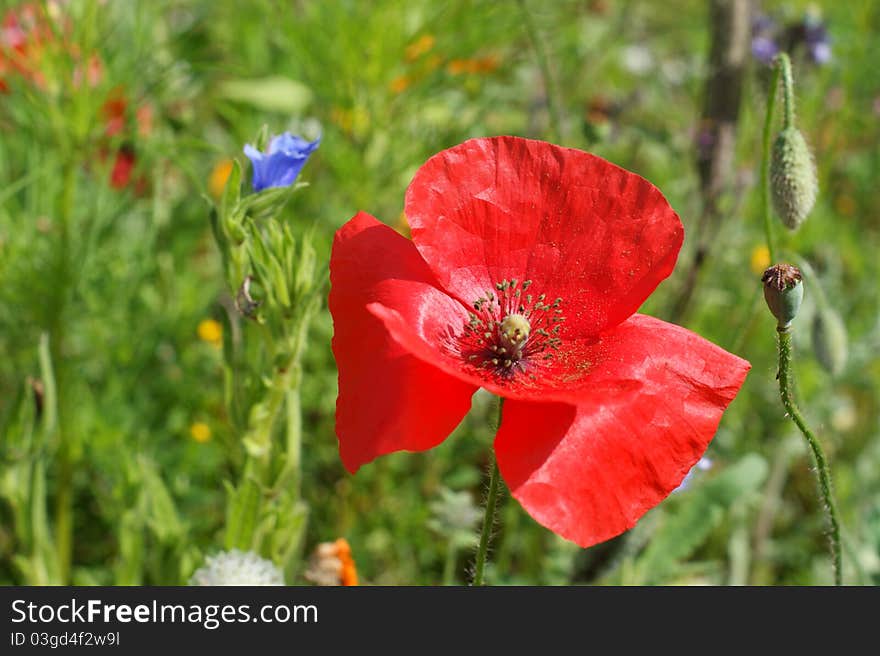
[329, 136, 750, 547]
[1, 2, 103, 91]
[101, 90, 153, 192]
[2, 3, 152, 194]
[0, 2, 53, 91]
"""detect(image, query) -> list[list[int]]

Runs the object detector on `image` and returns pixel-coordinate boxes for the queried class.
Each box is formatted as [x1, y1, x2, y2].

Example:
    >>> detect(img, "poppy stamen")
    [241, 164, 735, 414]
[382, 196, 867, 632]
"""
[458, 279, 564, 378]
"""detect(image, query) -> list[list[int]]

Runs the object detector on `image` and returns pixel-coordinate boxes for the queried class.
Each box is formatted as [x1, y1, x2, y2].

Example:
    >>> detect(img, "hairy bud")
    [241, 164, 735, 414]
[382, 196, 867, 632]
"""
[770, 127, 818, 230]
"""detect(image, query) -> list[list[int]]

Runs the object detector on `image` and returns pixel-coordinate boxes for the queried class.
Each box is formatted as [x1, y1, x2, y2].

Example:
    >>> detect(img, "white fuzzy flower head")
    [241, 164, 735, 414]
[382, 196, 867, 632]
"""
[189, 549, 284, 586]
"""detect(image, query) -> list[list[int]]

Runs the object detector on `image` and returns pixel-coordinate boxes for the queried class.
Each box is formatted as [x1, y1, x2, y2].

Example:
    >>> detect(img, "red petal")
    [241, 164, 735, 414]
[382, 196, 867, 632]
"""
[370, 299, 614, 401]
[330, 212, 479, 472]
[109, 148, 135, 189]
[493, 314, 750, 548]
[405, 136, 683, 335]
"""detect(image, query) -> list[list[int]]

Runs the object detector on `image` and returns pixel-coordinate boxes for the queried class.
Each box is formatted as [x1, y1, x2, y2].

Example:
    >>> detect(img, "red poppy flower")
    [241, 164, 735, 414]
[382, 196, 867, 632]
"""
[329, 136, 750, 547]
[109, 146, 136, 189]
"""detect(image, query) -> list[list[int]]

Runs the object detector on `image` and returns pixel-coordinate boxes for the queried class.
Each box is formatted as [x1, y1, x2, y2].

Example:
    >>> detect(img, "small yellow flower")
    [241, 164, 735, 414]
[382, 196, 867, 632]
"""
[209, 159, 234, 199]
[189, 422, 212, 443]
[197, 318, 223, 347]
[750, 245, 771, 276]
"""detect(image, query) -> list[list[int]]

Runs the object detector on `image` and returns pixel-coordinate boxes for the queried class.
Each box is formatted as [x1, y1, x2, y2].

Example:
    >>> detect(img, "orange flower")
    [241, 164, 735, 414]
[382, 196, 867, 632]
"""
[405, 34, 435, 61]
[447, 55, 499, 76]
[446, 59, 471, 75]
[335, 538, 358, 586]
[209, 159, 234, 199]
[304, 538, 359, 586]
[389, 75, 411, 94]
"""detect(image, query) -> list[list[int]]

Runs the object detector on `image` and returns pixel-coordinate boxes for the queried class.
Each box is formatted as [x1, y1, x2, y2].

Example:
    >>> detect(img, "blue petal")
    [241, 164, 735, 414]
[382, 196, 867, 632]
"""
[268, 132, 320, 156]
[244, 133, 319, 191]
[261, 151, 308, 189]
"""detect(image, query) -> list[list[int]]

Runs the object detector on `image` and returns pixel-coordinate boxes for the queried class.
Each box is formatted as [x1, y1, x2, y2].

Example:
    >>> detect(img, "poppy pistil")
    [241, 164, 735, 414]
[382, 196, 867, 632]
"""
[460, 278, 564, 378]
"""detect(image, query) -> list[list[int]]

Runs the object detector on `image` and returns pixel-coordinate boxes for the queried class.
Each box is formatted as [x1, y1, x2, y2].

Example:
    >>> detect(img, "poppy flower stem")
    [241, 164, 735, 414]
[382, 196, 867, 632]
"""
[776, 328, 842, 585]
[776, 53, 796, 130]
[760, 62, 781, 263]
[472, 396, 505, 586]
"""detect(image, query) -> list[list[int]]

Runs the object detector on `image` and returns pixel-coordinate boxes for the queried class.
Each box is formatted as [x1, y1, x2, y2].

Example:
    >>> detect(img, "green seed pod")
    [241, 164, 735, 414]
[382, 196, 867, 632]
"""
[762, 264, 803, 330]
[812, 307, 848, 376]
[770, 127, 818, 230]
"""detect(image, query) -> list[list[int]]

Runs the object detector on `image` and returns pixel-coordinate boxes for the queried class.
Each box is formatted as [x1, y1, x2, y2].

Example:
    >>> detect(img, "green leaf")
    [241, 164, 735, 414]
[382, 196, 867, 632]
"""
[220, 159, 242, 226]
[267, 500, 308, 577]
[139, 458, 184, 543]
[114, 510, 145, 585]
[217, 77, 313, 114]
[224, 478, 262, 551]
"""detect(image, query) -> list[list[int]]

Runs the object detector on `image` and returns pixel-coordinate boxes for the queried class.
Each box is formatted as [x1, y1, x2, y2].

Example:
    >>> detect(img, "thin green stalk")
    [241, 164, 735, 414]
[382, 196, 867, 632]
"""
[472, 397, 505, 586]
[777, 53, 795, 129]
[518, 0, 562, 142]
[761, 64, 781, 263]
[283, 387, 302, 497]
[776, 328, 842, 585]
[280, 314, 311, 499]
[53, 161, 77, 584]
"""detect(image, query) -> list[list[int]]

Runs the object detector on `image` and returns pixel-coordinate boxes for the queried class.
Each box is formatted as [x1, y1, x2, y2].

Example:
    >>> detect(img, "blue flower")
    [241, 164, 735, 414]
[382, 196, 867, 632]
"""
[750, 14, 779, 65]
[243, 132, 319, 192]
[803, 18, 831, 65]
[751, 36, 779, 65]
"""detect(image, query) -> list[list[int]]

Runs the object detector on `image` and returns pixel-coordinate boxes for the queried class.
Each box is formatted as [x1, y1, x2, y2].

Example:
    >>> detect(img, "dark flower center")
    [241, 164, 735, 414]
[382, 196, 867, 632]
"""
[459, 279, 564, 378]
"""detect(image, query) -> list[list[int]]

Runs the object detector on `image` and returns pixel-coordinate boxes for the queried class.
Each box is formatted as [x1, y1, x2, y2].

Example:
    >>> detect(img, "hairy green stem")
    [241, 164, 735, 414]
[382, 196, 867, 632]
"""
[777, 53, 795, 129]
[776, 328, 842, 585]
[473, 397, 505, 586]
[761, 64, 780, 263]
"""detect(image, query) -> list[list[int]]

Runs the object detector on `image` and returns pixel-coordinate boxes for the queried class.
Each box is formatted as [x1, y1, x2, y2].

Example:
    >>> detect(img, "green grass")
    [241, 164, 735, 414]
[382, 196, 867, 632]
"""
[0, 0, 878, 585]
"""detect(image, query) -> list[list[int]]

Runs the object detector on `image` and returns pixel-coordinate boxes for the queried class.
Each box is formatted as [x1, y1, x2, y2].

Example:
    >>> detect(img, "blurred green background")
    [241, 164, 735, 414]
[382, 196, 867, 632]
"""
[0, 0, 877, 585]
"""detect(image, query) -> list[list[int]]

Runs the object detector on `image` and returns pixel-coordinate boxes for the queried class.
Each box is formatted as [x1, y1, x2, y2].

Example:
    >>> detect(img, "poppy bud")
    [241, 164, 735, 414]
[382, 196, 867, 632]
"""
[811, 307, 847, 376]
[770, 127, 818, 230]
[761, 264, 803, 330]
